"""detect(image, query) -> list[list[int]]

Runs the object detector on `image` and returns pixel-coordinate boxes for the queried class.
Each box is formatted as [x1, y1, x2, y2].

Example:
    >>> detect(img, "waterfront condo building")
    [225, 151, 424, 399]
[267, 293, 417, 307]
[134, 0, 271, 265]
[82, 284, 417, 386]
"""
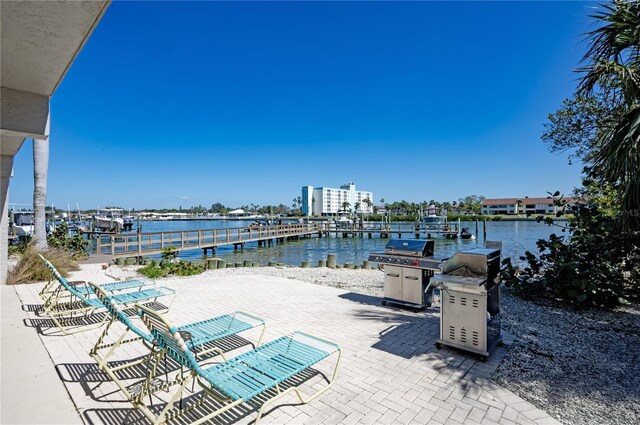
[302, 182, 374, 216]
[481, 197, 579, 215]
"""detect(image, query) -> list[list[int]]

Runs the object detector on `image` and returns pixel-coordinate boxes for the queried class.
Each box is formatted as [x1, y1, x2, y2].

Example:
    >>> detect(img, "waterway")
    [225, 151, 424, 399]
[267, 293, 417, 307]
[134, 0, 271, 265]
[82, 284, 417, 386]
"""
[129, 219, 562, 266]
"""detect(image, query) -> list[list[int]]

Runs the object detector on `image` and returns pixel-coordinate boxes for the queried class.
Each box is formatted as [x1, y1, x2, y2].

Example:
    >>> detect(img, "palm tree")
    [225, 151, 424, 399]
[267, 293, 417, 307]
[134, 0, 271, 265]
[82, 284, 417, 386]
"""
[341, 201, 351, 215]
[33, 136, 49, 249]
[578, 0, 640, 230]
[363, 197, 373, 220]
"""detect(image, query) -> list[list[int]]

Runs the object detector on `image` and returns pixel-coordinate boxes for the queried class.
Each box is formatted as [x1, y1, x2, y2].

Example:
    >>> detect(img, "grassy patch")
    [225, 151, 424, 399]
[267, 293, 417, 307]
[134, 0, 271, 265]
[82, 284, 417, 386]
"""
[8, 242, 80, 284]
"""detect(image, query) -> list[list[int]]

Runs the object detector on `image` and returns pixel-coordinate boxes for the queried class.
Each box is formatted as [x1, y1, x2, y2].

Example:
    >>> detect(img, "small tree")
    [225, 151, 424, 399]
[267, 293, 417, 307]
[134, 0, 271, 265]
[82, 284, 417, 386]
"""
[341, 201, 351, 215]
[363, 198, 373, 220]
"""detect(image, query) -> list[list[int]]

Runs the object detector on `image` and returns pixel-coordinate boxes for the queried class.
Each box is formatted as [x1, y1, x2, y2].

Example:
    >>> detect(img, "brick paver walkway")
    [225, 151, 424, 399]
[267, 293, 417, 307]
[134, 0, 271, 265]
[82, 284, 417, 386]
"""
[14, 270, 560, 425]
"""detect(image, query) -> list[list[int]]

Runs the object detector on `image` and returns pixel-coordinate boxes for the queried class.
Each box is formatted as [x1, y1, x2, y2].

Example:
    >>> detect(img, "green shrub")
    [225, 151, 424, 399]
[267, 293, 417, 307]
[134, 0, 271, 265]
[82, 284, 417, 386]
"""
[175, 261, 205, 276]
[47, 222, 89, 258]
[502, 196, 640, 307]
[138, 264, 170, 279]
[137, 259, 205, 279]
[160, 246, 177, 260]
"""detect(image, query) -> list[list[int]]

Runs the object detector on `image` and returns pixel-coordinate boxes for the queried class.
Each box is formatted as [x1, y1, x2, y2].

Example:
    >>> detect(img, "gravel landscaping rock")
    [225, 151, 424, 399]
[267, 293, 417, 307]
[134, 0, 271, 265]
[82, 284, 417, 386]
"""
[493, 290, 640, 425]
[160, 264, 385, 296]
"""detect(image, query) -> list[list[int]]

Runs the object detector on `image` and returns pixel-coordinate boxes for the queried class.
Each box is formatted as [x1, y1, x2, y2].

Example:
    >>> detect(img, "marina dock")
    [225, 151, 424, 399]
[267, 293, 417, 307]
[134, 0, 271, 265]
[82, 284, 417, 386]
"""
[91, 221, 465, 258]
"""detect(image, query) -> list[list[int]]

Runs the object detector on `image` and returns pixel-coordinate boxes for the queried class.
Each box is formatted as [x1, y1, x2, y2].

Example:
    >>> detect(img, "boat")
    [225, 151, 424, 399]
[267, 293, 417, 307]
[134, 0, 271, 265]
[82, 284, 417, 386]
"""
[123, 215, 135, 231]
[329, 216, 353, 229]
[10, 210, 35, 237]
[93, 208, 124, 232]
[460, 227, 475, 240]
[422, 214, 447, 229]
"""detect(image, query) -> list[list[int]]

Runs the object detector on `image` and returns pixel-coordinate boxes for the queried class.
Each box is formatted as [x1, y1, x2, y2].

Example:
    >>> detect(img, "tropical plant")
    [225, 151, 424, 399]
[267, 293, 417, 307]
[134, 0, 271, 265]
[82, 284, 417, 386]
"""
[458, 195, 485, 215]
[138, 259, 205, 279]
[576, 0, 640, 231]
[160, 246, 177, 260]
[46, 222, 89, 258]
[362, 197, 373, 219]
[502, 191, 640, 307]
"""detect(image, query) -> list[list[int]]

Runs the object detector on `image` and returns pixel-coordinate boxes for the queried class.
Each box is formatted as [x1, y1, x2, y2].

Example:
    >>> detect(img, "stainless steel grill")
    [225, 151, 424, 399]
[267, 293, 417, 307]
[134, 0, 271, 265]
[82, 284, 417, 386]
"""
[368, 239, 442, 309]
[431, 245, 503, 360]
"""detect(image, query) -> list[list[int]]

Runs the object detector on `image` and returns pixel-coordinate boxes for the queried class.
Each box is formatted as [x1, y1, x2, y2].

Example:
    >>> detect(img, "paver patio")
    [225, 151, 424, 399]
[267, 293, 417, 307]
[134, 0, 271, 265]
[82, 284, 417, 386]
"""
[10, 269, 560, 425]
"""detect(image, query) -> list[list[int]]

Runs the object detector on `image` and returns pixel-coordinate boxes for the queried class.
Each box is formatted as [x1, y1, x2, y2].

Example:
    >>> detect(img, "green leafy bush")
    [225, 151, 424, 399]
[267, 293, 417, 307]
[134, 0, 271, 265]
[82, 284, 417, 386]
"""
[160, 246, 177, 260]
[138, 264, 170, 279]
[47, 222, 89, 258]
[502, 194, 640, 307]
[137, 259, 204, 279]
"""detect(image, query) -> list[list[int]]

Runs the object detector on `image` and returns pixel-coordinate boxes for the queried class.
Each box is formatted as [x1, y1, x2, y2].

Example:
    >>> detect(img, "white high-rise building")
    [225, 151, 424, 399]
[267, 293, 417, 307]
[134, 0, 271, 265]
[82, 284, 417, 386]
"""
[301, 182, 373, 217]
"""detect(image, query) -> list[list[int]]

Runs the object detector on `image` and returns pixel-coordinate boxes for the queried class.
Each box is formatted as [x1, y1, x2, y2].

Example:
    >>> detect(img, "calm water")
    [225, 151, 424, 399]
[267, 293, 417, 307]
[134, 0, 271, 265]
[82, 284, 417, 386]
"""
[131, 219, 562, 266]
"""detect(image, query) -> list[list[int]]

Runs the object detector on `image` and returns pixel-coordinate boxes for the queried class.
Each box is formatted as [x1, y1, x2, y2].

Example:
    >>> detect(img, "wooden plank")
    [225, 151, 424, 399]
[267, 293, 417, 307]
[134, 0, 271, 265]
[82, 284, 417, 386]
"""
[104, 222, 343, 257]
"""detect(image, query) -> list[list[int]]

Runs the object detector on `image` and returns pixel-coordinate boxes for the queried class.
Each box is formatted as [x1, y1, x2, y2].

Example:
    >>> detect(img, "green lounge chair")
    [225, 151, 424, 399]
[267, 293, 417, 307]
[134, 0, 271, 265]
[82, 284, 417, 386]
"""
[38, 255, 175, 335]
[88, 282, 266, 401]
[134, 304, 341, 425]
[38, 254, 153, 304]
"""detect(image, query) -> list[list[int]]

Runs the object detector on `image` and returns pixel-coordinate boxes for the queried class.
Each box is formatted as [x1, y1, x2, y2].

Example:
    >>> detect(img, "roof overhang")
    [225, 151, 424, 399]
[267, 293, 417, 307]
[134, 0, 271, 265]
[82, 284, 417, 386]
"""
[0, 0, 110, 155]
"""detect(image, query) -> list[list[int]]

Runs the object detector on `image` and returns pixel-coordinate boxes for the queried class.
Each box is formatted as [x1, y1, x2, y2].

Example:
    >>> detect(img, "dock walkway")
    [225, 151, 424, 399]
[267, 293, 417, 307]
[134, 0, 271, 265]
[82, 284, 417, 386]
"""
[91, 222, 465, 259]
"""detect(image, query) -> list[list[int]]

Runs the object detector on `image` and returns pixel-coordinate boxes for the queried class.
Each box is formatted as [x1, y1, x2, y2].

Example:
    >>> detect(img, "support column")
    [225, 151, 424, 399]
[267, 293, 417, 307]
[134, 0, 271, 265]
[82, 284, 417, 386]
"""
[1, 155, 15, 285]
[33, 126, 50, 250]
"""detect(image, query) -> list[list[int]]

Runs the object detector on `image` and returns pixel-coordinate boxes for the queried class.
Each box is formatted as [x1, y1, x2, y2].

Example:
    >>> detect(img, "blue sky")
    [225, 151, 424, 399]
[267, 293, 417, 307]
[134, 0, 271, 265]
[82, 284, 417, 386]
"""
[10, 1, 594, 210]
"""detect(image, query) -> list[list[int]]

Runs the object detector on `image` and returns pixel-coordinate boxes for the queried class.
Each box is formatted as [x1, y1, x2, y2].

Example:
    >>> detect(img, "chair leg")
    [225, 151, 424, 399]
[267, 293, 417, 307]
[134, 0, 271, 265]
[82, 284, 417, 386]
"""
[254, 349, 342, 424]
[46, 307, 106, 335]
[256, 323, 267, 347]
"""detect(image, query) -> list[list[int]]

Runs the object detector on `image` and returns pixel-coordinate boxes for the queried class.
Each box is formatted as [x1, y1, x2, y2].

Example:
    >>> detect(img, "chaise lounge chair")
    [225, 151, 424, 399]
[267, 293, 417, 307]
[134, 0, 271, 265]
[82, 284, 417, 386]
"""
[38, 255, 175, 335]
[38, 254, 154, 304]
[88, 281, 266, 401]
[134, 303, 341, 425]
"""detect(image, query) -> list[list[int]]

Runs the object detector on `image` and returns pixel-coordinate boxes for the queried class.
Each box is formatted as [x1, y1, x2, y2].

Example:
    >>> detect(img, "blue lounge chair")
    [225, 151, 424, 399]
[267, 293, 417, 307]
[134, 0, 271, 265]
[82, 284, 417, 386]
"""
[37, 254, 154, 303]
[134, 303, 341, 425]
[88, 281, 266, 401]
[38, 255, 175, 335]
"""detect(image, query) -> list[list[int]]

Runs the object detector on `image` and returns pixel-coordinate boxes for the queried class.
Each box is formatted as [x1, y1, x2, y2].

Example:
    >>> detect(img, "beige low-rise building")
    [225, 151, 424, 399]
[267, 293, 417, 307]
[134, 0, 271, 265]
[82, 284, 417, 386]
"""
[481, 197, 580, 215]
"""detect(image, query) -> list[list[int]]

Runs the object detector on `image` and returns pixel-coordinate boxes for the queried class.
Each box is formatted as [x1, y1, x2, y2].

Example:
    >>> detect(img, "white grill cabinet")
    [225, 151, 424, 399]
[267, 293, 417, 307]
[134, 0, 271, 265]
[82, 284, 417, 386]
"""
[383, 265, 432, 306]
[431, 248, 502, 360]
[368, 239, 443, 309]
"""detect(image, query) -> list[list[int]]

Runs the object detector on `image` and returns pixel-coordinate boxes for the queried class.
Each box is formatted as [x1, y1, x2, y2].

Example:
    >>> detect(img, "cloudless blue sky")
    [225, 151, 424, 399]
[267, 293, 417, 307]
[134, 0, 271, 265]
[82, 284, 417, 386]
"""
[10, 1, 595, 210]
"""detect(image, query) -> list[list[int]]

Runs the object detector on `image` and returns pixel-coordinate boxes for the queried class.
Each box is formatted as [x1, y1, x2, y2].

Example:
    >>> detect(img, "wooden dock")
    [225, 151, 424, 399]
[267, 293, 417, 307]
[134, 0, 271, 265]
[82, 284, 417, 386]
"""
[93, 223, 325, 258]
[92, 221, 465, 259]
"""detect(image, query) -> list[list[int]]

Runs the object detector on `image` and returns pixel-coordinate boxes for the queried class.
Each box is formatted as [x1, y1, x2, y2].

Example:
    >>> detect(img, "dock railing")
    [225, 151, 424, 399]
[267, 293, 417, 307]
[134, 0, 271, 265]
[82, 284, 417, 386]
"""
[91, 220, 464, 258]
[94, 222, 325, 257]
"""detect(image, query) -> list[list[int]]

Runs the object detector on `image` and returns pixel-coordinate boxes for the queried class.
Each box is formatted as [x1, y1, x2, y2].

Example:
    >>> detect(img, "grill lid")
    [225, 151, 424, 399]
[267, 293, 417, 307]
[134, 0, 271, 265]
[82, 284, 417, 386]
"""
[441, 248, 501, 279]
[384, 239, 434, 257]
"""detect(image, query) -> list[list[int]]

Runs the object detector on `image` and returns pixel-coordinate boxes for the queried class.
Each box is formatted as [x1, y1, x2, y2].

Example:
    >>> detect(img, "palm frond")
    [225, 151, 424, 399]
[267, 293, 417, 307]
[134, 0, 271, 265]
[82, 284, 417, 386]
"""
[590, 106, 640, 231]
[578, 1, 640, 105]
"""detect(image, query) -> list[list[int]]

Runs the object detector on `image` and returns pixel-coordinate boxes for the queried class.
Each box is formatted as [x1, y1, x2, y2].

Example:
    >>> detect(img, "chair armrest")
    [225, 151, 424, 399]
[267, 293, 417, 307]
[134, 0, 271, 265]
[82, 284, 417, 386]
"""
[293, 331, 341, 352]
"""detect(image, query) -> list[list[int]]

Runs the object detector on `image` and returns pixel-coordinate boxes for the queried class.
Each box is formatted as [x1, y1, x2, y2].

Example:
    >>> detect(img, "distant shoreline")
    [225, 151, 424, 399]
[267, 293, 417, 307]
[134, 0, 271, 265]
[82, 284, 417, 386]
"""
[138, 216, 569, 222]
